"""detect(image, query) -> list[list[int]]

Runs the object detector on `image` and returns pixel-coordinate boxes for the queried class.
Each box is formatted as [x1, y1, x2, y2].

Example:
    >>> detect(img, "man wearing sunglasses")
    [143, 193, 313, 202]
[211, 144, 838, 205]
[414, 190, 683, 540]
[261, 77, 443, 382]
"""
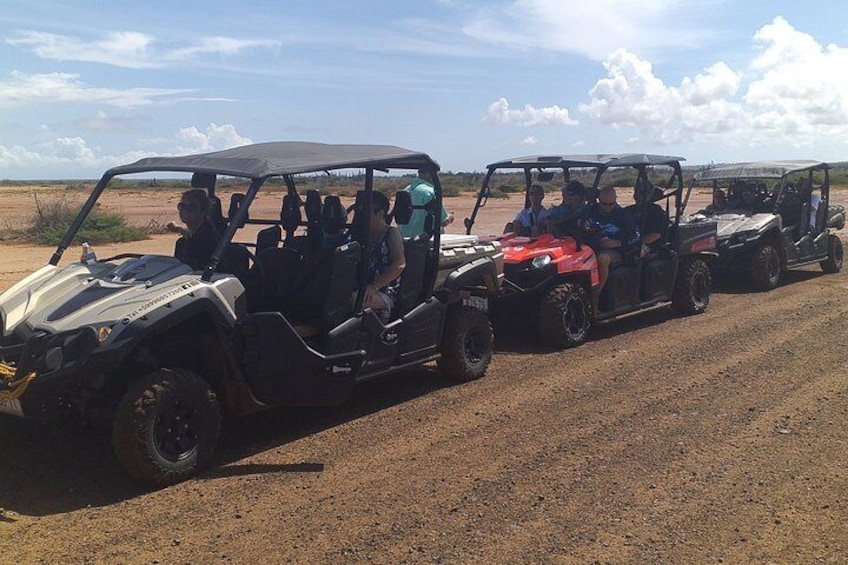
[586, 186, 640, 293]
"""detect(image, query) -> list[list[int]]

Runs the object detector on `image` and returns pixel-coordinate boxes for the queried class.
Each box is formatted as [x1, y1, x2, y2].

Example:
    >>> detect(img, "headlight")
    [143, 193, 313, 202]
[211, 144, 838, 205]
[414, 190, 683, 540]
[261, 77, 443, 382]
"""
[729, 231, 753, 245]
[531, 255, 552, 269]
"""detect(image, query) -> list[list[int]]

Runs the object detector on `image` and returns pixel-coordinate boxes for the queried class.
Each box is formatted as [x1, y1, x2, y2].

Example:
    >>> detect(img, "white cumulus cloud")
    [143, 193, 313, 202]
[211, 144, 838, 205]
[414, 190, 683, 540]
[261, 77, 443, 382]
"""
[483, 97, 578, 126]
[576, 18, 848, 148]
[0, 124, 253, 176]
[579, 49, 743, 143]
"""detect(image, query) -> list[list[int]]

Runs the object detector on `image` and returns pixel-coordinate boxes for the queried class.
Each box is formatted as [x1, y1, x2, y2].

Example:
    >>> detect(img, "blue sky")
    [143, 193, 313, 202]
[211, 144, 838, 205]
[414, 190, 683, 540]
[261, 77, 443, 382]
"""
[2, 0, 848, 179]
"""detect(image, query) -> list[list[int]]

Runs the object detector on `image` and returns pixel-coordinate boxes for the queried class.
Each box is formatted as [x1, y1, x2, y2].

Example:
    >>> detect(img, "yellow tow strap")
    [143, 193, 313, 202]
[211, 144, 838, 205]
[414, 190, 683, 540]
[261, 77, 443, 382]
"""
[0, 362, 36, 401]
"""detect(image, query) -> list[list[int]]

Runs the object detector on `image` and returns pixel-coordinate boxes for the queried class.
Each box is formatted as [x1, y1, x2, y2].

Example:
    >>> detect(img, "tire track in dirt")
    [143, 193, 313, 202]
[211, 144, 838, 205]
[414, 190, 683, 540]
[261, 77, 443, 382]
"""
[1, 259, 847, 564]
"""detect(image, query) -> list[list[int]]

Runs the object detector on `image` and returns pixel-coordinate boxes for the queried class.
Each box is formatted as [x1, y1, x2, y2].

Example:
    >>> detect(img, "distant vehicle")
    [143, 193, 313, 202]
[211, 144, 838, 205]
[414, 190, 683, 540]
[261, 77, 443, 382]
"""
[465, 154, 717, 349]
[685, 160, 843, 290]
[0, 142, 503, 485]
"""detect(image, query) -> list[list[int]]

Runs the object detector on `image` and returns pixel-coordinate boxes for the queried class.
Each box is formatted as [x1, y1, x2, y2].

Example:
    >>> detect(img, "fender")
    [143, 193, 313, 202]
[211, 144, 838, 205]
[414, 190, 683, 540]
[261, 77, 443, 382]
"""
[441, 257, 500, 294]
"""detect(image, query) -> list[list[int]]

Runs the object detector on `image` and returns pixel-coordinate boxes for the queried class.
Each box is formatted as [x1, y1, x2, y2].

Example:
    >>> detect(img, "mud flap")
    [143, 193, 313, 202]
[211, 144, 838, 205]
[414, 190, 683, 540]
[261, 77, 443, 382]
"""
[236, 312, 364, 406]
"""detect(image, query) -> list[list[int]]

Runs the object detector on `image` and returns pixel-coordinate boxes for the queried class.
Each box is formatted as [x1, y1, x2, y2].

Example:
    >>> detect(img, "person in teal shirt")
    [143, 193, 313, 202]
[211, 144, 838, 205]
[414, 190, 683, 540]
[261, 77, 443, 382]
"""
[397, 168, 454, 238]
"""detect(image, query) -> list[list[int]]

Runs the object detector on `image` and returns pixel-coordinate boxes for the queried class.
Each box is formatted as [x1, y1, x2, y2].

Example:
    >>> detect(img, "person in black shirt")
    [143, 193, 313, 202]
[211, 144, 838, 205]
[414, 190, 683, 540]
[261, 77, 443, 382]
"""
[626, 184, 668, 257]
[167, 189, 220, 270]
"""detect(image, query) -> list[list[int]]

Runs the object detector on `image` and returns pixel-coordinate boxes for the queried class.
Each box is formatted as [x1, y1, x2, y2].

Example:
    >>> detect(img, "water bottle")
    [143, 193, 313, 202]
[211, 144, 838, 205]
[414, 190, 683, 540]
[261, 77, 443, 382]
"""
[80, 242, 97, 264]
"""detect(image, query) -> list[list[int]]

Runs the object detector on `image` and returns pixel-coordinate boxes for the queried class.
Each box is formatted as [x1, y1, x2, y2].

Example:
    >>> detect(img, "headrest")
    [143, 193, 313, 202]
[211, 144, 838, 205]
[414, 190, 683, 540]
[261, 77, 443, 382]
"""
[305, 190, 322, 223]
[321, 195, 347, 234]
[392, 190, 413, 225]
[281, 193, 302, 233]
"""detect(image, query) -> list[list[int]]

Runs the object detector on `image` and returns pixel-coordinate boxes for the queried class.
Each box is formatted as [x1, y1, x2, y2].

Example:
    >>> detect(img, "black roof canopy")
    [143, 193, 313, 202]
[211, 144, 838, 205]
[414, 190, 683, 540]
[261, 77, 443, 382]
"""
[485, 153, 684, 170]
[106, 141, 440, 179]
[693, 160, 828, 182]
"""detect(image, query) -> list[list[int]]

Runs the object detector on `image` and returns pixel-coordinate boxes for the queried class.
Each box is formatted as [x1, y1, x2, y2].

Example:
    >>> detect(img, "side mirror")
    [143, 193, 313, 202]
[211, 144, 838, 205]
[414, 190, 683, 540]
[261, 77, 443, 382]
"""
[536, 171, 555, 182]
[393, 190, 413, 225]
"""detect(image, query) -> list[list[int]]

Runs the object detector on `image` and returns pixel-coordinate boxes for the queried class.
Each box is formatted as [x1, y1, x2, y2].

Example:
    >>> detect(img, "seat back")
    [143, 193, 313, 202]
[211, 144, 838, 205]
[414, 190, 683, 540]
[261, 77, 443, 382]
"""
[253, 246, 302, 312]
[323, 242, 361, 329]
[256, 225, 282, 254]
[394, 234, 430, 318]
[208, 194, 228, 233]
[349, 190, 369, 246]
[220, 243, 251, 279]
[281, 193, 303, 247]
[321, 195, 348, 248]
[305, 190, 323, 251]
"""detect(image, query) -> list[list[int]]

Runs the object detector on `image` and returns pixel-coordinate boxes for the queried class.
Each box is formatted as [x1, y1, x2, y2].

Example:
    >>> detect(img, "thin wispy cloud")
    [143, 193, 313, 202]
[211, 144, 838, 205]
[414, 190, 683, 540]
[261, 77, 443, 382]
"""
[0, 71, 193, 108]
[7, 30, 280, 69]
[461, 0, 720, 60]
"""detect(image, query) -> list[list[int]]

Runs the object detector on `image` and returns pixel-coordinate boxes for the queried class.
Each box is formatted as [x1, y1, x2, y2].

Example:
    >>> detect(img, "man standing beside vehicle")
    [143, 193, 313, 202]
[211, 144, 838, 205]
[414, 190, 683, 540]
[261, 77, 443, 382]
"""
[398, 168, 454, 238]
[586, 186, 640, 292]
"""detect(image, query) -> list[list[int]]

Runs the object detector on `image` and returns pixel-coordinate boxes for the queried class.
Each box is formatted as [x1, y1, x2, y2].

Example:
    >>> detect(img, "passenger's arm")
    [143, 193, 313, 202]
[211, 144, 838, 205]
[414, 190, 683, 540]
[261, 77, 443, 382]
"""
[371, 227, 406, 291]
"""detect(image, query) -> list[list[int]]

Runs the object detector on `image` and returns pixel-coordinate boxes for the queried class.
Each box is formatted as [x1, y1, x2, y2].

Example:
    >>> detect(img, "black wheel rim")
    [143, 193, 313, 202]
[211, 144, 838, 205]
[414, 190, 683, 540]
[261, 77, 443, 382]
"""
[765, 251, 779, 283]
[692, 269, 709, 306]
[154, 397, 201, 462]
[464, 327, 487, 365]
[562, 295, 587, 337]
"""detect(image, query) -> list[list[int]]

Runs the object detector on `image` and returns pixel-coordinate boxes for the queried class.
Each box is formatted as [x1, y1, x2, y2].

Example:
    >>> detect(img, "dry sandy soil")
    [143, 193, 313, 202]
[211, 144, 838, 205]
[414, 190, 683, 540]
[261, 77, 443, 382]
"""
[1, 186, 847, 564]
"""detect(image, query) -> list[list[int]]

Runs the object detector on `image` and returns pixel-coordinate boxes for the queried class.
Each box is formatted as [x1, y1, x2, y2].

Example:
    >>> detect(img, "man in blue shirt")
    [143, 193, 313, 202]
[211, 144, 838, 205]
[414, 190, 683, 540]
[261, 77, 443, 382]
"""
[398, 168, 454, 238]
[586, 186, 640, 293]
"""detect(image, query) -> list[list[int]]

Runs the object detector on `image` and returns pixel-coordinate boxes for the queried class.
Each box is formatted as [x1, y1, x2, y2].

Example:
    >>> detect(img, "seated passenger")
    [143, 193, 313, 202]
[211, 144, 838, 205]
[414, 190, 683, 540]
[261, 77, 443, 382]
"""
[586, 186, 640, 293]
[700, 189, 728, 215]
[728, 183, 760, 211]
[365, 192, 406, 321]
[167, 189, 220, 270]
[509, 184, 549, 236]
[625, 183, 668, 257]
[546, 180, 588, 237]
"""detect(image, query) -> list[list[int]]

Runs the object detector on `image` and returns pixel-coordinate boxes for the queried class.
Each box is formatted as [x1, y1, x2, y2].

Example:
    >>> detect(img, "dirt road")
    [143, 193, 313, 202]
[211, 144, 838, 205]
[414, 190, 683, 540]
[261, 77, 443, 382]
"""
[1, 190, 847, 564]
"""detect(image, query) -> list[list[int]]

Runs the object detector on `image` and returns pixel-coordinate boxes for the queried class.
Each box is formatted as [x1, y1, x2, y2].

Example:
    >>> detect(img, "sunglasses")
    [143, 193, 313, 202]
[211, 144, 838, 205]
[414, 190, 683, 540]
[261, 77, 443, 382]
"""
[178, 202, 200, 213]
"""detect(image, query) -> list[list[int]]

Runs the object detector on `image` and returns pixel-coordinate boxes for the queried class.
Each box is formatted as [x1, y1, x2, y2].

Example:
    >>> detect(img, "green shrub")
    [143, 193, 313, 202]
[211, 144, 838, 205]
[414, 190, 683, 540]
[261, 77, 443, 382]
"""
[26, 195, 149, 246]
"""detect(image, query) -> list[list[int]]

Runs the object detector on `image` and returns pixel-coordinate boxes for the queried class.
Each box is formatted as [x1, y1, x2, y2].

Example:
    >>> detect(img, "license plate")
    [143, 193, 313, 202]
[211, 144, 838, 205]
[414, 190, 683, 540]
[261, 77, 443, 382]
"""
[463, 296, 489, 311]
[0, 398, 24, 417]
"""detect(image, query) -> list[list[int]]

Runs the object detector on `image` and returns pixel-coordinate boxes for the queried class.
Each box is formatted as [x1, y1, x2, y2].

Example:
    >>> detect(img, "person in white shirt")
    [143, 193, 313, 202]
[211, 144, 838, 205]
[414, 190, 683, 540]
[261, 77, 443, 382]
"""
[510, 184, 550, 236]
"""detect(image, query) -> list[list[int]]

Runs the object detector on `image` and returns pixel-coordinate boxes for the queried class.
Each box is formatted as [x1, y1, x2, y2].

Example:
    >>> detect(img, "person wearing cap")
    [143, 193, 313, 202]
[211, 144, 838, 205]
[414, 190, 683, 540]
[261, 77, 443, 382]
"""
[546, 180, 588, 237]
[509, 184, 550, 236]
[397, 168, 454, 238]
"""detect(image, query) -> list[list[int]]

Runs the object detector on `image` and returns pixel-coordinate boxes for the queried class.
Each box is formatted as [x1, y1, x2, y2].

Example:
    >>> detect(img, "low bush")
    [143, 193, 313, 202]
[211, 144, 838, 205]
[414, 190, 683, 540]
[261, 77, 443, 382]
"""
[24, 194, 150, 246]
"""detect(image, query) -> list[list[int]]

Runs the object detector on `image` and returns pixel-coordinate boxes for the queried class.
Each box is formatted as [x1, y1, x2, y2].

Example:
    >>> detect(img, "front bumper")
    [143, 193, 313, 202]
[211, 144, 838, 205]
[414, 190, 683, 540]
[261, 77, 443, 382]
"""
[0, 327, 101, 419]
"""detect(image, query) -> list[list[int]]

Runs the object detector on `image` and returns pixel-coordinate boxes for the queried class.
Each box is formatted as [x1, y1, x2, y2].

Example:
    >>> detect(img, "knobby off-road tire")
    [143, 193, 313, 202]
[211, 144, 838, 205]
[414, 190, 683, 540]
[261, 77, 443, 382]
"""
[438, 305, 493, 383]
[672, 258, 711, 316]
[539, 283, 592, 349]
[750, 244, 781, 291]
[820, 234, 844, 274]
[113, 368, 221, 486]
